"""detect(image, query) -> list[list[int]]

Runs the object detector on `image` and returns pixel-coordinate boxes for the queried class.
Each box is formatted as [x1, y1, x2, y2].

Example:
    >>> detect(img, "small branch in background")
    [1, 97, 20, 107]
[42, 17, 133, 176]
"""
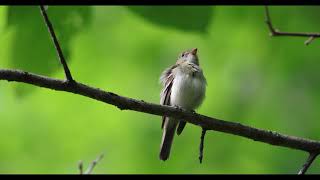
[298, 153, 318, 175]
[39, 5, 74, 82]
[84, 154, 104, 174]
[199, 128, 207, 164]
[305, 36, 316, 46]
[265, 6, 320, 174]
[78, 154, 104, 175]
[264, 6, 320, 45]
[78, 160, 84, 174]
[264, 6, 277, 36]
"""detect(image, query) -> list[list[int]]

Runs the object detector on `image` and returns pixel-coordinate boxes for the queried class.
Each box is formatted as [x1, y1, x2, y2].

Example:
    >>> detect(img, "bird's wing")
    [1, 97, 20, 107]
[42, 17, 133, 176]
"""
[160, 65, 176, 129]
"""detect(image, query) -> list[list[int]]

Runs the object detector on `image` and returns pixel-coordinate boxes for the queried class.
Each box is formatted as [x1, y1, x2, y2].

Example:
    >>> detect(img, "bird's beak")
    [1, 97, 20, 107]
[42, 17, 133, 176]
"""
[191, 48, 198, 55]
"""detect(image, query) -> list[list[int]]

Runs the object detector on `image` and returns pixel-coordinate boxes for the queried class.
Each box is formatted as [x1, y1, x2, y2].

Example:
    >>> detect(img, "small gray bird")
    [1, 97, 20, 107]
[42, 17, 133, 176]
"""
[159, 48, 207, 161]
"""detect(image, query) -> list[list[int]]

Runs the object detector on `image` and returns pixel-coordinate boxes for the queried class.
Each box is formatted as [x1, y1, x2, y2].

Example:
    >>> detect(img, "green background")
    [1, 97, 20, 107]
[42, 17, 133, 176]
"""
[0, 6, 320, 174]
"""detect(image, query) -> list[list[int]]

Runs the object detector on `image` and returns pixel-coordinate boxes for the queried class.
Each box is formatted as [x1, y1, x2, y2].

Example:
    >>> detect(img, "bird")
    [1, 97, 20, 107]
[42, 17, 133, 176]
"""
[159, 48, 207, 161]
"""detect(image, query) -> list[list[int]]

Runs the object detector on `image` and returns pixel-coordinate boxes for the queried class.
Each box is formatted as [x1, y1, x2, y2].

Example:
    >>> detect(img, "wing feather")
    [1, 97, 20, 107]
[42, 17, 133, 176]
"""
[160, 65, 176, 129]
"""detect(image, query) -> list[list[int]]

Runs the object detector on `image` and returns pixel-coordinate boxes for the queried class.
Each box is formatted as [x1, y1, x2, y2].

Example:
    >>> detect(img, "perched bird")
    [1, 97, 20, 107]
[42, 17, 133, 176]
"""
[159, 48, 207, 161]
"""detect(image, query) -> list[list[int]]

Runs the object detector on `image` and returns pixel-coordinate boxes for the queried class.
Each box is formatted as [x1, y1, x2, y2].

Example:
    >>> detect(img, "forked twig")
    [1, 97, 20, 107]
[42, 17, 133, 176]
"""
[265, 6, 320, 45]
[78, 154, 104, 175]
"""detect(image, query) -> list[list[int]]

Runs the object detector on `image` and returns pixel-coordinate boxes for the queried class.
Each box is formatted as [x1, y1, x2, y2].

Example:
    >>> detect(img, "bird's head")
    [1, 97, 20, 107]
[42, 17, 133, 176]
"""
[176, 48, 199, 65]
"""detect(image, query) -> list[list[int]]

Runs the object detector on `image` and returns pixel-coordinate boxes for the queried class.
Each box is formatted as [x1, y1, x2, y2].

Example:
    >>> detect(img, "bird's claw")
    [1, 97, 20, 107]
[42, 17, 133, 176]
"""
[173, 105, 183, 111]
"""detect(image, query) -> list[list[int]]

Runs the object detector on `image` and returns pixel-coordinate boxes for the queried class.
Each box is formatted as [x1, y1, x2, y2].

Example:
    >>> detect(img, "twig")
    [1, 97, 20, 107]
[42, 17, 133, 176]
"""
[39, 5, 74, 82]
[265, 6, 320, 172]
[84, 154, 104, 174]
[298, 153, 318, 175]
[78, 160, 84, 174]
[2, 69, 320, 156]
[305, 36, 316, 46]
[264, 6, 320, 45]
[264, 6, 277, 36]
[78, 154, 104, 175]
[199, 128, 207, 164]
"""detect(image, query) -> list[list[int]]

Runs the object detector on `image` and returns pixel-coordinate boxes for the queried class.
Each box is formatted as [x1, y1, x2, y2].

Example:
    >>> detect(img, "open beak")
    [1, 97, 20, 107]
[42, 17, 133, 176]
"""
[191, 48, 198, 55]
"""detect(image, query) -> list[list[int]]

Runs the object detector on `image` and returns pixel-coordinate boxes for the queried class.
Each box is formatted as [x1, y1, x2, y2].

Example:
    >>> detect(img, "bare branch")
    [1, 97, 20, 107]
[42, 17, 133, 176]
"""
[78, 154, 104, 175]
[78, 160, 84, 174]
[265, 6, 320, 173]
[264, 6, 277, 36]
[264, 6, 320, 45]
[39, 5, 74, 82]
[305, 36, 316, 46]
[199, 128, 207, 164]
[298, 153, 318, 175]
[84, 154, 104, 174]
[1, 69, 320, 157]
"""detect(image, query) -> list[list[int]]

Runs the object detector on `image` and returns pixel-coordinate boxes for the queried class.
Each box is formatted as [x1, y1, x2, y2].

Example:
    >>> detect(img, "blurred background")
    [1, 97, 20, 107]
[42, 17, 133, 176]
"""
[0, 6, 320, 174]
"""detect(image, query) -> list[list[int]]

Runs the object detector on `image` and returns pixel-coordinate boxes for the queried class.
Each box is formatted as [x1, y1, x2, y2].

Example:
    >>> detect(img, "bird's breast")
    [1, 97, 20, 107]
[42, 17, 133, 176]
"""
[170, 71, 206, 110]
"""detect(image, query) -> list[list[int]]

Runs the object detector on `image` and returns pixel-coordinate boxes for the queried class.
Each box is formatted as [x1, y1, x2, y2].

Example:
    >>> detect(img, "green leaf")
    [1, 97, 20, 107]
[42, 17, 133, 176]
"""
[6, 6, 92, 97]
[127, 6, 213, 33]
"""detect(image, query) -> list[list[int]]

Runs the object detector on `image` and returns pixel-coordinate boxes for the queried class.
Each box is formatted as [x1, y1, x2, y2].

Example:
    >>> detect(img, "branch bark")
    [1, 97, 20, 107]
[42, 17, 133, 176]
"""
[1, 69, 320, 155]
[264, 6, 320, 45]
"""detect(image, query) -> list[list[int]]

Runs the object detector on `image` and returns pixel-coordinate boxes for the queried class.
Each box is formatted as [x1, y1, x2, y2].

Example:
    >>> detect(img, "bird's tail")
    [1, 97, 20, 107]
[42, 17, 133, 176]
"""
[159, 118, 178, 161]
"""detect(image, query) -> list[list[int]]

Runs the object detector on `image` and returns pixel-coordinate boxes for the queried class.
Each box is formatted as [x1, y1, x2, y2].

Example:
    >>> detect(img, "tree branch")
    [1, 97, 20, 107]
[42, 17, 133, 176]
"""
[264, 6, 320, 45]
[1, 69, 320, 156]
[39, 5, 74, 82]
[298, 153, 318, 175]
[265, 6, 320, 173]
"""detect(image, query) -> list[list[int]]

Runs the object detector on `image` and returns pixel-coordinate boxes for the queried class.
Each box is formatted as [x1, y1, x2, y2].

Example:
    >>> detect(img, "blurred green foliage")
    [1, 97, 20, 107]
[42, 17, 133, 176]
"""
[0, 6, 320, 174]
[128, 6, 213, 33]
[6, 6, 91, 97]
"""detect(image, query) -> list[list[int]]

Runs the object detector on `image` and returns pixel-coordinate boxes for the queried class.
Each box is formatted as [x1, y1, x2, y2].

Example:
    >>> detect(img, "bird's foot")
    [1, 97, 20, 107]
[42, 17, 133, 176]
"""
[173, 105, 183, 111]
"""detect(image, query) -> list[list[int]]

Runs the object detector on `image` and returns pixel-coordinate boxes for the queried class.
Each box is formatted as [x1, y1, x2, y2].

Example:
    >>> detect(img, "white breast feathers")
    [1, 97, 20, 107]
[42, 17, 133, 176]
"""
[170, 63, 206, 110]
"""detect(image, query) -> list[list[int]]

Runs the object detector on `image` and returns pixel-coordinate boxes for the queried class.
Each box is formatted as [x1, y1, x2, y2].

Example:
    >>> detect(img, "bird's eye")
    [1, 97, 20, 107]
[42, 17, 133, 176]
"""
[181, 52, 186, 57]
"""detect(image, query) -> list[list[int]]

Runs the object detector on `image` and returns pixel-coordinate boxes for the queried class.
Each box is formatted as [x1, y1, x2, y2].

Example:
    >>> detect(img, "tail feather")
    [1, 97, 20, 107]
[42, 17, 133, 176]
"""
[159, 118, 178, 161]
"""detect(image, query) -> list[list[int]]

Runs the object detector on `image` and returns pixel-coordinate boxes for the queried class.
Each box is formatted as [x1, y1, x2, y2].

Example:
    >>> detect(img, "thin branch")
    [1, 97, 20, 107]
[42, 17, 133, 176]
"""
[39, 5, 74, 82]
[1, 69, 320, 156]
[305, 36, 316, 46]
[78, 154, 104, 175]
[298, 153, 318, 175]
[84, 154, 104, 174]
[264, 6, 277, 36]
[199, 128, 207, 164]
[265, 6, 320, 173]
[78, 160, 84, 174]
[264, 6, 320, 45]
